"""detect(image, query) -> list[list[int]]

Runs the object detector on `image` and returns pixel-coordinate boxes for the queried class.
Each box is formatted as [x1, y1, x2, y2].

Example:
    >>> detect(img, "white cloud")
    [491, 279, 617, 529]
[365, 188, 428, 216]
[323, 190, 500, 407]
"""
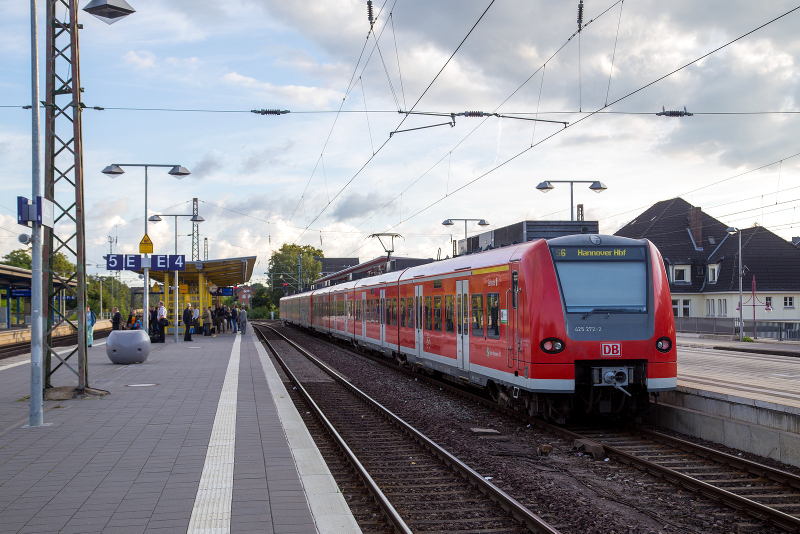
[222, 71, 344, 107]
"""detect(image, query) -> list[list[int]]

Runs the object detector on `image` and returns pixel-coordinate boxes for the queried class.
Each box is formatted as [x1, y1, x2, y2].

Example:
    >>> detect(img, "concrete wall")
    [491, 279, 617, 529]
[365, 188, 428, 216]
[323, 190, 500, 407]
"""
[0, 319, 112, 345]
[645, 386, 800, 468]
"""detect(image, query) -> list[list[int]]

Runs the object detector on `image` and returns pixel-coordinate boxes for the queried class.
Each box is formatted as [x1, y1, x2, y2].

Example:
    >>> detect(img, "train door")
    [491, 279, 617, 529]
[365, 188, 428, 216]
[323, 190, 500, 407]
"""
[361, 291, 367, 339]
[414, 284, 423, 358]
[379, 289, 386, 347]
[507, 263, 520, 369]
[456, 279, 469, 371]
[344, 293, 349, 337]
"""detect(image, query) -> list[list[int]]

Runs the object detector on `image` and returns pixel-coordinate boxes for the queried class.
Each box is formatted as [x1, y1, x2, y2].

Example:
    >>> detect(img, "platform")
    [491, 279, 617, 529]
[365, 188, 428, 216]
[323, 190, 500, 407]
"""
[647, 343, 800, 467]
[0, 331, 359, 533]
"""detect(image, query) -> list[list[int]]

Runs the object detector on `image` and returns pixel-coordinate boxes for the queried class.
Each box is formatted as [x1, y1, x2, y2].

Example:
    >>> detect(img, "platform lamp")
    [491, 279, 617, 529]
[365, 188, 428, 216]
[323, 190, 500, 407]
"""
[102, 164, 190, 336]
[442, 218, 490, 240]
[535, 180, 607, 221]
[82, 0, 136, 24]
[726, 227, 745, 341]
[148, 212, 204, 343]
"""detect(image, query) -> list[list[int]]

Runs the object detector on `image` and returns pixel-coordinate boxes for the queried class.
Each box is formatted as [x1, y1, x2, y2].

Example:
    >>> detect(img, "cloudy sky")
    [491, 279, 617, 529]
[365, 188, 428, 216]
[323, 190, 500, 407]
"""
[1, 0, 799, 285]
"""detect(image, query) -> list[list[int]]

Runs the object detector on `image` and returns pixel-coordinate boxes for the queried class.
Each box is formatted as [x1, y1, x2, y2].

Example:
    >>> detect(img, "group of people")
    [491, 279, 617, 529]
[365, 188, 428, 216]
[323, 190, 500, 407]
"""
[182, 303, 248, 341]
[85, 301, 248, 346]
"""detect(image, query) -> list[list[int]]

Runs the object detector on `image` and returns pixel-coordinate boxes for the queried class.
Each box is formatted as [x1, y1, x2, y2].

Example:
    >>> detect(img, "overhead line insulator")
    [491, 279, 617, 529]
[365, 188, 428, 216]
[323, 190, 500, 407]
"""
[251, 109, 290, 115]
[577, 0, 584, 30]
[367, 0, 374, 29]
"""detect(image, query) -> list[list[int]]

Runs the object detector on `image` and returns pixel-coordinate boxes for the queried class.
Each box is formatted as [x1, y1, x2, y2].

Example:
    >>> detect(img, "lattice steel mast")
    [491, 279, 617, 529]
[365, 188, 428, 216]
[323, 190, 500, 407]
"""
[192, 197, 200, 261]
[43, 0, 88, 391]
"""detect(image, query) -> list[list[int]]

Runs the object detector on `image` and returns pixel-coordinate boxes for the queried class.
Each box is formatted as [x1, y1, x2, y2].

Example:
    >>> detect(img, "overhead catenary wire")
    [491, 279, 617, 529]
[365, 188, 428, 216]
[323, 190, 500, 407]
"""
[382, 3, 800, 236]
[292, 0, 497, 244]
[606, 0, 625, 106]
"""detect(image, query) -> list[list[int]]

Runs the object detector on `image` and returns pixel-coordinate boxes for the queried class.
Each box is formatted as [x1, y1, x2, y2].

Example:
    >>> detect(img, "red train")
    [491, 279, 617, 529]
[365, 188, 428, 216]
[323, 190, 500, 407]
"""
[280, 234, 677, 422]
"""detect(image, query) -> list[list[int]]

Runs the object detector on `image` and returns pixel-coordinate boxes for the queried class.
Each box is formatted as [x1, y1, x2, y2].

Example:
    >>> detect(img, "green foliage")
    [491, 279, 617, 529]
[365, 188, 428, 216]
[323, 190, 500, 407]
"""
[742, 336, 754, 342]
[1, 249, 32, 270]
[0, 248, 75, 277]
[251, 282, 271, 309]
[87, 276, 131, 317]
[266, 244, 322, 303]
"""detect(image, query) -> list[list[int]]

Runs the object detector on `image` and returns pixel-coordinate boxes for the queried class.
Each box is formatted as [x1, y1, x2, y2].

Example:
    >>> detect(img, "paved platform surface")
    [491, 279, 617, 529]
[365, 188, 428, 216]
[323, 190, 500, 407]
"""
[678, 334, 800, 356]
[0, 330, 359, 534]
[678, 344, 800, 410]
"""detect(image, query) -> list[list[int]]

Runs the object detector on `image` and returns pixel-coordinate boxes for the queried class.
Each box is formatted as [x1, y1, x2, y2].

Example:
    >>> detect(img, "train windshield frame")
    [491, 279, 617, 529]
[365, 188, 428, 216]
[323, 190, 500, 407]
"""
[550, 246, 648, 314]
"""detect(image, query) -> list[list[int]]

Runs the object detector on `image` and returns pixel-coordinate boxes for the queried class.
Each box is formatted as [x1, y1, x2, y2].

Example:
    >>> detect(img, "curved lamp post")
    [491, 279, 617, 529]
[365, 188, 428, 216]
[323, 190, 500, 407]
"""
[535, 180, 607, 221]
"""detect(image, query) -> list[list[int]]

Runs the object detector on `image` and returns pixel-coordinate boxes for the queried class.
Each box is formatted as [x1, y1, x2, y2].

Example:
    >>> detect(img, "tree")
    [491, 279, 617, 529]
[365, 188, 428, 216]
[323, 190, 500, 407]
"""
[266, 244, 322, 303]
[250, 282, 271, 309]
[1, 249, 32, 270]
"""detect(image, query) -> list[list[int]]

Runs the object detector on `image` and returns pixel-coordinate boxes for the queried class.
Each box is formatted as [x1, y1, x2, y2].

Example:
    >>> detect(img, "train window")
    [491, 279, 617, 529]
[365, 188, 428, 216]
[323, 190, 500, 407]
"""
[424, 296, 433, 331]
[471, 294, 484, 337]
[408, 298, 414, 329]
[433, 296, 442, 332]
[400, 299, 406, 327]
[486, 293, 500, 339]
[392, 298, 398, 326]
[456, 294, 462, 335]
[445, 295, 454, 333]
[512, 271, 518, 309]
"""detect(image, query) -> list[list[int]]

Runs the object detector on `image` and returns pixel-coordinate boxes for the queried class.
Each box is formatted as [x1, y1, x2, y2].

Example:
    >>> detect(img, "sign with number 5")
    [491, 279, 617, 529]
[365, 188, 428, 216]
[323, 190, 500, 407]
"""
[106, 254, 124, 270]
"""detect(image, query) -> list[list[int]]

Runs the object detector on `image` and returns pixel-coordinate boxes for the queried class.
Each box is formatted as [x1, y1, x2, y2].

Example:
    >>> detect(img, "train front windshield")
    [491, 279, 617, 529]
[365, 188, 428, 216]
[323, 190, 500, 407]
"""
[551, 246, 647, 314]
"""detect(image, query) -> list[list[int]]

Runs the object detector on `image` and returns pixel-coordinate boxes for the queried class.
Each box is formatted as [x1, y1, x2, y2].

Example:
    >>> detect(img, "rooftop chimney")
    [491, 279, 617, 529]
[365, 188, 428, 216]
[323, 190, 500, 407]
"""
[688, 206, 703, 249]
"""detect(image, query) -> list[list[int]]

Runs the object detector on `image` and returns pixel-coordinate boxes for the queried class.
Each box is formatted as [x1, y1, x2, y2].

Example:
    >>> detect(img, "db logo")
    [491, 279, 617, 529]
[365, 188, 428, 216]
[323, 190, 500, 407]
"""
[601, 342, 621, 357]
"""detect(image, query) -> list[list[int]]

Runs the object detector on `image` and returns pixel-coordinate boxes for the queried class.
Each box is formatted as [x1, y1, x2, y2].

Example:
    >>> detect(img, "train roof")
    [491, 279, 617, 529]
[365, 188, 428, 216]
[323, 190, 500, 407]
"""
[281, 234, 646, 301]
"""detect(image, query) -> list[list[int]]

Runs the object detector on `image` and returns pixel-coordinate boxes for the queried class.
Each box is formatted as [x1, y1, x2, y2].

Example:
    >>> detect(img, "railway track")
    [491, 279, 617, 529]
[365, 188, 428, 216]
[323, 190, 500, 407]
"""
[0, 329, 111, 360]
[263, 321, 800, 533]
[253, 323, 559, 534]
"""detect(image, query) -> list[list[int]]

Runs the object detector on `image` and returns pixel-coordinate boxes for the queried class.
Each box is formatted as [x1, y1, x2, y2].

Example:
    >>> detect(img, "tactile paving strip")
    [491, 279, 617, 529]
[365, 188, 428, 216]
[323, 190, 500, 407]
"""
[187, 334, 241, 533]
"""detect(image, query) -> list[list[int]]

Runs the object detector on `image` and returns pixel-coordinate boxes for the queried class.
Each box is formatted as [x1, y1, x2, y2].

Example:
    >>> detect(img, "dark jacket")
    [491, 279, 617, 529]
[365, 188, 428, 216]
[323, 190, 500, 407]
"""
[112, 311, 122, 330]
[182, 307, 193, 325]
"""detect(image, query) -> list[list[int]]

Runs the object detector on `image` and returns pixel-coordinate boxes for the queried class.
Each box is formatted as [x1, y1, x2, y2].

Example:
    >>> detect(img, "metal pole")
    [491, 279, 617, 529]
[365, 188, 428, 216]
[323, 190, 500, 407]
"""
[464, 220, 467, 241]
[29, 0, 44, 427]
[99, 278, 102, 320]
[174, 216, 178, 343]
[570, 182, 574, 221]
[143, 166, 149, 334]
[738, 230, 743, 342]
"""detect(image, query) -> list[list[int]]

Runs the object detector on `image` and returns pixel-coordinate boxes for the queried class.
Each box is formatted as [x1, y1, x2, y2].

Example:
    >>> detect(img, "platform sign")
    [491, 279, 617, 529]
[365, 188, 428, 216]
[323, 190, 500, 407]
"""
[168, 255, 186, 271]
[11, 289, 31, 298]
[179, 284, 188, 294]
[151, 255, 169, 271]
[106, 254, 124, 270]
[124, 255, 142, 271]
[139, 234, 153, 254]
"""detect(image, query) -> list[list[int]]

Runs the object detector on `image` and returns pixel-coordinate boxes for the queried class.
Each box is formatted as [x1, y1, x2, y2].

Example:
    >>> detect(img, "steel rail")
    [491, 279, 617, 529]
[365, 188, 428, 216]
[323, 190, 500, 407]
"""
[253, 325, 412, 534]
[257, 323, 561, 534]
[269, 322, 800, 532]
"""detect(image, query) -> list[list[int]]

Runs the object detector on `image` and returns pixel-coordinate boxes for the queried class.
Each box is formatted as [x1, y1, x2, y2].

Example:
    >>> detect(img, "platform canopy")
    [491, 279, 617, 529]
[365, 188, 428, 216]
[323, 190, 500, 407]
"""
[0, 264, 75, 289]
[139, 256, 257, 288]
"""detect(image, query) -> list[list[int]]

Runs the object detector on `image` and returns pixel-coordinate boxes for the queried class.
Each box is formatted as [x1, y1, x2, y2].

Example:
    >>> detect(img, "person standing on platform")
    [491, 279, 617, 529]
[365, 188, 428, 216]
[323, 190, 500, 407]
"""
[192, 305, 200, 335]
[112, 307, 121, 331]
[157, 301, 167, 343]
[238, 307, 248, 335]
[204, 307, 213, 336]
[217, 306, 226, 334]
[231, 306, 238, 333]
[87, 305, 97, 347]
[225, 306, 232, 330]
[182, 303, 193, 341]
[149, 306, 157, 336]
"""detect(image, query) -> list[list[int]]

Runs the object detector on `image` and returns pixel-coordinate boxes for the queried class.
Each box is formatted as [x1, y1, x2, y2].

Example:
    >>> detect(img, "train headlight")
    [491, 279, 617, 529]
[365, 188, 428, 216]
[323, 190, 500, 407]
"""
[655, 337, 672, 353]
[540, 338, 565, 354]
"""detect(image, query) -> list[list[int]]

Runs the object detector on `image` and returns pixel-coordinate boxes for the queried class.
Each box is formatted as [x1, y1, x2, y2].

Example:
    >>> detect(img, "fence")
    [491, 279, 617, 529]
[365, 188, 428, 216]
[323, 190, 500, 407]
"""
[675, 316, 800, 340]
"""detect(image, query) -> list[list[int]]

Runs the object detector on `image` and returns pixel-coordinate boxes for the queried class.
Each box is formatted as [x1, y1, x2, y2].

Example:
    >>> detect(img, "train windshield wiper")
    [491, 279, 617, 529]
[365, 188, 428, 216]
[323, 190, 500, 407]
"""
[580, 308, 631, 320]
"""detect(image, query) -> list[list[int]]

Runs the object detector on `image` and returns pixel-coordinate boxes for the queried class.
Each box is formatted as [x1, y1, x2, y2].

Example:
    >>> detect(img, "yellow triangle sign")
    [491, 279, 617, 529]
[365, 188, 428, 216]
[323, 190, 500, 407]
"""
[139, 233, 154, 253]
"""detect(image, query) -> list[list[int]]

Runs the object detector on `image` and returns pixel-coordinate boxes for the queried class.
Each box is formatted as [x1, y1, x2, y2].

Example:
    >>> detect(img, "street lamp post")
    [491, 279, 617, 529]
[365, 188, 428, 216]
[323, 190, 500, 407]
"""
[148, 213, 204, 343]
[441, 218, 490, 240]
[102, 164, 190, 334]
[535, 180, 607, 221]
[727, 227, 744, 341]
